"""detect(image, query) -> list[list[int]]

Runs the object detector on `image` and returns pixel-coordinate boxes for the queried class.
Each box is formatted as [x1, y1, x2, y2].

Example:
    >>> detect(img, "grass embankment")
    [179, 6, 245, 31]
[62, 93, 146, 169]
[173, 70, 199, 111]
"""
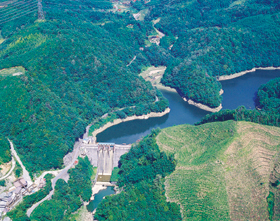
[156, 121, 280, 220]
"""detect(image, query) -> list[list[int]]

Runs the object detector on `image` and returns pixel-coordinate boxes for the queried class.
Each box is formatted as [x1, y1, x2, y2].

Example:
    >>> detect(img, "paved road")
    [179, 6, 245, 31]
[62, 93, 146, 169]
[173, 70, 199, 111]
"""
[8, 139, 32, 184]
[26, 141, 81, 217]
[0, 156, 15, 181]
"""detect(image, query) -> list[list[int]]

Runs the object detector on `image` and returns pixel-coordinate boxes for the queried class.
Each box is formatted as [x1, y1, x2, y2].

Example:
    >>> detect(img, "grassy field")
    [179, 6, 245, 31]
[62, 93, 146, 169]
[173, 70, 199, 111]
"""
[138, 8, 149, 21]
[156, 121, 280, 220]
[0, 66, 25, 76]
[139, 66, 166, 86]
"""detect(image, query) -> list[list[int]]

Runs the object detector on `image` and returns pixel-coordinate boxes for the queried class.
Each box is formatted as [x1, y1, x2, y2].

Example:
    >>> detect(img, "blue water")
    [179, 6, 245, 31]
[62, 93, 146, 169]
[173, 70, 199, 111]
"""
[97, 70, 280, 144]
[87, 186, 115, 212]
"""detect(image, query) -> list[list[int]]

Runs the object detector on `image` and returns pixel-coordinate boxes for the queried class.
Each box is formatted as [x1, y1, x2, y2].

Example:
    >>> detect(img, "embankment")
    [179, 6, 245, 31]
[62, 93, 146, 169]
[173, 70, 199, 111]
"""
[217, 67, 280, 81]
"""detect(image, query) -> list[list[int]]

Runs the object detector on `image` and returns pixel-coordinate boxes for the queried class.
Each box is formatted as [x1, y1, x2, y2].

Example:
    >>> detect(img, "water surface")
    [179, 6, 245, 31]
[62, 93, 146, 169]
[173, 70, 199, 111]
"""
[87, 186, 115, 212]
[97, 70, 280, 144]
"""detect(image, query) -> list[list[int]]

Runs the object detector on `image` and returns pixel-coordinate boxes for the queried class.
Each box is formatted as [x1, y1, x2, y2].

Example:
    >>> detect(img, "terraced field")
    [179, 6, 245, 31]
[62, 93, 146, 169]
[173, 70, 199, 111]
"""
[156, 121, 280, 220]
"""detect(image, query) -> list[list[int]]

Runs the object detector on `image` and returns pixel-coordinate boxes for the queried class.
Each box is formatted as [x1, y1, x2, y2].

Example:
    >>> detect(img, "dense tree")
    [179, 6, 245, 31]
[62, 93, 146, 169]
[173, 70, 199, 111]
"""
[0, 135, 11, 165]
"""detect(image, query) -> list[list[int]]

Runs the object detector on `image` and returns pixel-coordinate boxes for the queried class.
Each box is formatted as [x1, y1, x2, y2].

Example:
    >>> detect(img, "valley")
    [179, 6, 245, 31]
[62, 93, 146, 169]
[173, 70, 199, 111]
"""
[1, 0, 280, 220]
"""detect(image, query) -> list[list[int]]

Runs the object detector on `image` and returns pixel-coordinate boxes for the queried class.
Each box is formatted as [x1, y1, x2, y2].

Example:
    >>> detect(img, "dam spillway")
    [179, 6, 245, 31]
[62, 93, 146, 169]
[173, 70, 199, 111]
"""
[80, 139, 131, 182]
[97, 143, 114, 176]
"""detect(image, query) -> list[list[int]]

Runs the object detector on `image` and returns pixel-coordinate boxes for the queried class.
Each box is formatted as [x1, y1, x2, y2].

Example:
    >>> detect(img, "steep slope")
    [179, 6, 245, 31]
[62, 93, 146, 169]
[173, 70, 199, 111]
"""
[0, 0, 165, 174]
[156, 121, 280, 220]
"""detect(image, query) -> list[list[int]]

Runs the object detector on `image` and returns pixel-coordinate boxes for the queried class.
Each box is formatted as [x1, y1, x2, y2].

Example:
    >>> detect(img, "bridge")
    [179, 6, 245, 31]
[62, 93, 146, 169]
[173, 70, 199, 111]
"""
[80, 138, 131, 182]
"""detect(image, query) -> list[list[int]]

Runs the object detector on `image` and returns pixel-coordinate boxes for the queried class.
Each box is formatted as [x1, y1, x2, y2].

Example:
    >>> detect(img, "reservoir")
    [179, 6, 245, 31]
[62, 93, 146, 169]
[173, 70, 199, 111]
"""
[97, 70, 280, 144]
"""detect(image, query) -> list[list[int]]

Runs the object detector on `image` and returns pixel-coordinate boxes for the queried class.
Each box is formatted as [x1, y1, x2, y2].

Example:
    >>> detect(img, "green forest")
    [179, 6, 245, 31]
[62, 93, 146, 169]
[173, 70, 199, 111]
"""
[0, 135, 11, 165]
[94, 129, 181, 220]
[0, 0, 168, 175]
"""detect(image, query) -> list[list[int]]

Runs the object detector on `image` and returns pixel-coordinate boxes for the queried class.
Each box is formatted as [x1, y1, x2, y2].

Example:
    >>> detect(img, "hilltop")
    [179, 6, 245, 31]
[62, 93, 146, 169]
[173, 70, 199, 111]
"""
[156, 121, 280, 220]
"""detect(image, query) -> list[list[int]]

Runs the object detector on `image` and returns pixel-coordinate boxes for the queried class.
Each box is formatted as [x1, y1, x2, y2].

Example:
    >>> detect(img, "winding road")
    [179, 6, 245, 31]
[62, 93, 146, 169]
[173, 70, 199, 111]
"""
[26, 140, 82, 217]
[0, 156, 15, 181]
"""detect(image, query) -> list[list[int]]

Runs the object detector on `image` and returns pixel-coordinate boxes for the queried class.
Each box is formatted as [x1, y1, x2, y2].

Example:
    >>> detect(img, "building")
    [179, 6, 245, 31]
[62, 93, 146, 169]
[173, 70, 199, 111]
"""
[13, 178, 27, 188]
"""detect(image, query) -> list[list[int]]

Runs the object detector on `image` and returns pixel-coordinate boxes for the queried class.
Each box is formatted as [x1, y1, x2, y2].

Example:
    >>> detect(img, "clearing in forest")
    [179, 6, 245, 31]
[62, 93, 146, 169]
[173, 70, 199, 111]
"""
[0, 66, 25, 76]
[156, 121, 280, 220]
[139, 66, 166, 86]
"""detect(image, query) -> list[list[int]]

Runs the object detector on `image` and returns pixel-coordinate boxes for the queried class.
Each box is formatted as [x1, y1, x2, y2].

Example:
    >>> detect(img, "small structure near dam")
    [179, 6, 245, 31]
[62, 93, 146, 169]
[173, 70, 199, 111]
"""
[80, 137, 131, 182]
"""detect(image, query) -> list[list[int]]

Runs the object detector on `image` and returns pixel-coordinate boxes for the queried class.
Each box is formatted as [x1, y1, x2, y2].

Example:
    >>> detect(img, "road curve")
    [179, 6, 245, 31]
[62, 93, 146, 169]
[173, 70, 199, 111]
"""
[0, 156, 15, 181]
[26, 140, 82, 217]
[8, 139, 32, 184]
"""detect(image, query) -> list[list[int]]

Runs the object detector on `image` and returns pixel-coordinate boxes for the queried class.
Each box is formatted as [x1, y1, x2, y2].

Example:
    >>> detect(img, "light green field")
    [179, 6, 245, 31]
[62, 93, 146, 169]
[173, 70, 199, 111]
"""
[0, 66, 25, 76]
[0, 31, 4, 44]
[157, 121, 280, 220]
[68, 205, 91, 221]
[138, 8, 149, 21]
[139, 66, 166, 86]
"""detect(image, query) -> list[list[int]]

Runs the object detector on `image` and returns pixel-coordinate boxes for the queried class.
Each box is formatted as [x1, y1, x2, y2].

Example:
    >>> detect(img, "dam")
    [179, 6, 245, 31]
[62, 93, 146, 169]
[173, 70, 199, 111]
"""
[80, 137, 131, 182]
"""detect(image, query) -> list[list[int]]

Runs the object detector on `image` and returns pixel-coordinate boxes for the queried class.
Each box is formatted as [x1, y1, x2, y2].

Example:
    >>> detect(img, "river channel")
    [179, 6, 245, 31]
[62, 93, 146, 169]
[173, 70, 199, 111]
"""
[87, 187, 115, 212]
[97, 69, 280, 144]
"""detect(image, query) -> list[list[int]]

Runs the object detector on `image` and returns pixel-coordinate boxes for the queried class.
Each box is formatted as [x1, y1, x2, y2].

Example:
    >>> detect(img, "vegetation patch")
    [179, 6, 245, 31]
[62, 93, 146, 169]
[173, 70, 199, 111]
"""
[14, 161, 23, 178]
[0, 180, 5, 186]
[110, 167, 120, 182]
[267, 191, 274, 220]
[157, 121, 280, 220]
[0, 135, 11, 165]
[0, 66, 25, 76]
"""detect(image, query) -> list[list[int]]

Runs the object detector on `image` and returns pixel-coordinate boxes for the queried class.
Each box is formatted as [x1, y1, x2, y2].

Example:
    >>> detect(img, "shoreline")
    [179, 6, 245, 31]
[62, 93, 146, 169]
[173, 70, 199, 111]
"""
[91, 108, 170, 139]
[183, 98, 222, 113]
[217, 66, 280, 81]
[140, 66, 223, 113]
[157, 84, 223, 112]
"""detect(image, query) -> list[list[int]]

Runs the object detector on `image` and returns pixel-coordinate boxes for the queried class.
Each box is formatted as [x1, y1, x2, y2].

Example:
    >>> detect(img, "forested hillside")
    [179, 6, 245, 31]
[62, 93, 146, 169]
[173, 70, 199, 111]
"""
[0, 0, 167, 174]
[144, 0, 280, 107]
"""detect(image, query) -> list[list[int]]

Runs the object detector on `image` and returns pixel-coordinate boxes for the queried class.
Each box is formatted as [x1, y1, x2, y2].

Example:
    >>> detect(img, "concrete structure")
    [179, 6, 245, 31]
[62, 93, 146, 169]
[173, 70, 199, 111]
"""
[80, 139, 131, 179]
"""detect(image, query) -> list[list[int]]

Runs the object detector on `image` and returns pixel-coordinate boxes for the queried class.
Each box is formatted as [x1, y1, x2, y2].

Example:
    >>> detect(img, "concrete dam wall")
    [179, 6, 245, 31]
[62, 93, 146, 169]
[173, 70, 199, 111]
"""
[80, 142, 131, 179]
